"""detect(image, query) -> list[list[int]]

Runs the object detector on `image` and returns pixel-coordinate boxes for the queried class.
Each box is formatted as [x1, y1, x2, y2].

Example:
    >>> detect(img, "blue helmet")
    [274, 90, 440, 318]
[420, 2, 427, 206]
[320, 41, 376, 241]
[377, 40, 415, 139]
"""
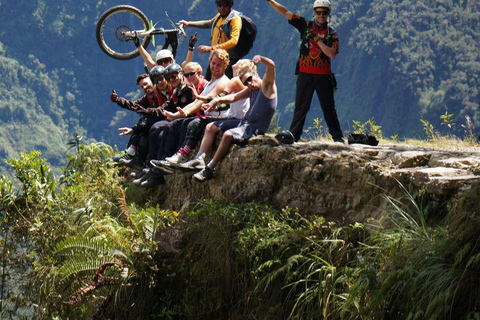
[164, 63, 183, 76]
[149, 66, 165, 83]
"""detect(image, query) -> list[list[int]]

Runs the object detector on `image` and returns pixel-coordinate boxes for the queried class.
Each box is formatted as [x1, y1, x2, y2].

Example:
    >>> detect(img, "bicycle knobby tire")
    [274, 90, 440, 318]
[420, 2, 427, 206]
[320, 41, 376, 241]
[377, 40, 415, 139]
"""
[96, 5, 151, 60]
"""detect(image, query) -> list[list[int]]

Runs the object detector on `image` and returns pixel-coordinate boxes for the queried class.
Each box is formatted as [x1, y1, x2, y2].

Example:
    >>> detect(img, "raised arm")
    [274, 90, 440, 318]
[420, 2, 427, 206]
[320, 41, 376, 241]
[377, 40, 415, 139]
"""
[253, 55, 277, 99]
[137, 44, 156, 69]
[181, 33, 198, 69]
[267, 0, 294, 20]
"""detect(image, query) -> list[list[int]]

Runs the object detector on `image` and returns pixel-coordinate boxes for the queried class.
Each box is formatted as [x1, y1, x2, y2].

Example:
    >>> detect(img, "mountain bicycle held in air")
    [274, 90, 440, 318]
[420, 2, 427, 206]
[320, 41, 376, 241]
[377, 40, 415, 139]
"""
[96, 5, 186, 60]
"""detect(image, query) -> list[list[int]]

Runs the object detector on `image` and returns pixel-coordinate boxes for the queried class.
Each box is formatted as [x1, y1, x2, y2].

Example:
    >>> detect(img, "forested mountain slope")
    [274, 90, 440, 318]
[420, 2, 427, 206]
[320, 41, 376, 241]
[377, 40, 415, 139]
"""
[0, 0, 478, 170]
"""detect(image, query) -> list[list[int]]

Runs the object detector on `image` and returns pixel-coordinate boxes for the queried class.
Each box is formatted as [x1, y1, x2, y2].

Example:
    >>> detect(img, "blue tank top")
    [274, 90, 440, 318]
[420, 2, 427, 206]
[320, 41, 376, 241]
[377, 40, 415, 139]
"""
[243, 86, 277, 134]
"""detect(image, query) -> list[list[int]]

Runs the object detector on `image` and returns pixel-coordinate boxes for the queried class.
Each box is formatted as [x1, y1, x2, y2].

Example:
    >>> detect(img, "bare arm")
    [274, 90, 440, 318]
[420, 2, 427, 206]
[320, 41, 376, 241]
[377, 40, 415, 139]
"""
[267, 0, 294, 20]
[253, 55, 277, 99]
[316, 40, 337, 60]
[181, 49, 194, 69]
[205, 87, 250, 110]
[137, 45, 156, 69]
[197, 77, 245, 101]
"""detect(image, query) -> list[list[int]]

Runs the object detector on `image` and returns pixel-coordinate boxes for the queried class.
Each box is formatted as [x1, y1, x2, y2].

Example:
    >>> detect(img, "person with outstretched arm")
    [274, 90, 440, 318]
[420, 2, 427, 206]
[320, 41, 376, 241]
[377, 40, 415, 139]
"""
[268, 0, 343, 144]
[179, 0, 242, 79]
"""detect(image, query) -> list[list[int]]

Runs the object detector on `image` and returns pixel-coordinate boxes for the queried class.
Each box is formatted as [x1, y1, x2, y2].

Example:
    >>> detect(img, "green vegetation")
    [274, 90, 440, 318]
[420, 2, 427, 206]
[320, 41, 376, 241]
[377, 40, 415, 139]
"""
[1, 0, 479, 170]
[1, 144, 480, 319]
[352, 118, 383, 139]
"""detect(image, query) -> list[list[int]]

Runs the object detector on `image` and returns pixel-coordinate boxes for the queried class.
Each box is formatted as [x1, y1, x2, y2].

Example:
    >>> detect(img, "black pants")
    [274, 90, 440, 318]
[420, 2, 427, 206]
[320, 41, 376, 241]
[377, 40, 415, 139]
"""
[147, 117, 197, 162]
[163, 117, 196, 157]
[289, 72, 342, 141]
[147, 120, 173, 163]
[127, 115, 158, 165]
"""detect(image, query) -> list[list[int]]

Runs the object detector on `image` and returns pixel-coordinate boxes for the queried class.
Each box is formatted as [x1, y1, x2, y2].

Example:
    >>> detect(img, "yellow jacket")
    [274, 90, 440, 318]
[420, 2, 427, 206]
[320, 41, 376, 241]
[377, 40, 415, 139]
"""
[189, 11, 242, 51]
[210, 13, 241, 50]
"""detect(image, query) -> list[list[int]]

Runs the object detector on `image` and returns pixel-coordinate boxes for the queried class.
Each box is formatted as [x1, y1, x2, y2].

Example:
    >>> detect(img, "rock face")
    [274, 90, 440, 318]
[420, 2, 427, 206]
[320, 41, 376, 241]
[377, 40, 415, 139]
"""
[142, 136, 480, 223]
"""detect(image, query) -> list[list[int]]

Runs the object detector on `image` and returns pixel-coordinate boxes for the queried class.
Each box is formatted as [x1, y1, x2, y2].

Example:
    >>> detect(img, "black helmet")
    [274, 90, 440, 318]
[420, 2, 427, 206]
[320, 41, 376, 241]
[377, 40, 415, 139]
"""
[149, 66, 165, 83]
[164, 63, 183, 75]
[215, 0, 233, 6]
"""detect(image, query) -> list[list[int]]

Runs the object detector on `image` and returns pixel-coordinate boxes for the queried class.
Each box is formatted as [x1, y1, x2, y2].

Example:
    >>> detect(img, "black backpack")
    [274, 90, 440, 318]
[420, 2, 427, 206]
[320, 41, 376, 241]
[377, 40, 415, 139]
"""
[213, 10, 257, 59]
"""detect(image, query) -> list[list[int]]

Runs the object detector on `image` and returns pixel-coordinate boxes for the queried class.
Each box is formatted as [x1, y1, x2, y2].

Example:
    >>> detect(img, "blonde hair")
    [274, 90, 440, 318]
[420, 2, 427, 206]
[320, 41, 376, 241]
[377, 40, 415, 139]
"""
[236, 61, 257, 80]
[232, 59, 253, 77]
[209, 48, 230, 67]
[184, 62, 203, 74]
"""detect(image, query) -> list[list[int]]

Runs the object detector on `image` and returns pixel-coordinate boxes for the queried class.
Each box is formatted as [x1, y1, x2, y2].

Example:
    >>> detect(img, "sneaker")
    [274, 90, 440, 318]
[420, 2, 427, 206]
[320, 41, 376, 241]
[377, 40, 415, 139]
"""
[130, 168, 145, 179]
[120, 154, 142, 168]
[275, 130, 295, 145]
[177, 157, 206, 172]
[192, 167, 214, 182]
[133, 174, 148, 186]
[112, 151, 133, 163]
[150, 160, 175, 174]
[165, 152, 187, 165]
[140, 174, 165, 187]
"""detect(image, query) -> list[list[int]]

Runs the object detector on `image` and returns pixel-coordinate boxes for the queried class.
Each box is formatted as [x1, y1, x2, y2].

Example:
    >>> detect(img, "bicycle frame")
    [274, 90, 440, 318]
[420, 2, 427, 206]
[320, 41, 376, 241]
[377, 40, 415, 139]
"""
[121, 26, 185, 39]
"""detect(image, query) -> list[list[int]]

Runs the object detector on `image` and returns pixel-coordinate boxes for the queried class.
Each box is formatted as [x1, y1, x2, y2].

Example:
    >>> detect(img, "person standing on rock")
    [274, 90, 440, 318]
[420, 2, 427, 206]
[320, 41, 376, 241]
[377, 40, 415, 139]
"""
[268, 0, 344, 144]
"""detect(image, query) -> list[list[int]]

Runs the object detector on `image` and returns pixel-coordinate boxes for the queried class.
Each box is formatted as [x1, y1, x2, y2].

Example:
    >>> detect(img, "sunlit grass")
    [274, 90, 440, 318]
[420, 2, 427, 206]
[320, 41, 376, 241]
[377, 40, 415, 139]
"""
[380, 136, 480, 151]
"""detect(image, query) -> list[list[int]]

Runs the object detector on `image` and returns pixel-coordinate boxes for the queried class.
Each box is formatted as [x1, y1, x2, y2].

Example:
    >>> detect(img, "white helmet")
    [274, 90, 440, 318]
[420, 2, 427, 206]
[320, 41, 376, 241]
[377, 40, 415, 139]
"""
[155, 49, 174, 62]
[313, 0, 331, 11]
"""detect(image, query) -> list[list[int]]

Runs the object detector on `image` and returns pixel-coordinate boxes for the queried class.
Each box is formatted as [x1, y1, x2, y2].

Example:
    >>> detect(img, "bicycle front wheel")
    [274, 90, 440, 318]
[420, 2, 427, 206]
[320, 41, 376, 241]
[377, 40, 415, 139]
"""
[96, 5, 151, 60]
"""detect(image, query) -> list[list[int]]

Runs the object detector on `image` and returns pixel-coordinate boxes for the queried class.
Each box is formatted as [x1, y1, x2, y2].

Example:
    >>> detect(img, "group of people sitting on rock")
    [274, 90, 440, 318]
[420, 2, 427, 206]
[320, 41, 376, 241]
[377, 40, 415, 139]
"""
[109, 0, 341, 187]
[111, 38, 277, 187]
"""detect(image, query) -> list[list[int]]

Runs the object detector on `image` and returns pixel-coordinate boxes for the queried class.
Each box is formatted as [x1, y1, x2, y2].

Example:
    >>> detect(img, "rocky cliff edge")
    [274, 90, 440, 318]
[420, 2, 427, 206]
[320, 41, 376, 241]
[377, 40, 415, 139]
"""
[131, 136, 480, 223]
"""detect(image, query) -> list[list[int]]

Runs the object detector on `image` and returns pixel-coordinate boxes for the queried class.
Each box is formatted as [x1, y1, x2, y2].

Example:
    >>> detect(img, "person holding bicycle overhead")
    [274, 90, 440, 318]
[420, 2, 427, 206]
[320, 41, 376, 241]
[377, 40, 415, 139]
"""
[132, 32, 201, 72]
[179, 0, 241, 79]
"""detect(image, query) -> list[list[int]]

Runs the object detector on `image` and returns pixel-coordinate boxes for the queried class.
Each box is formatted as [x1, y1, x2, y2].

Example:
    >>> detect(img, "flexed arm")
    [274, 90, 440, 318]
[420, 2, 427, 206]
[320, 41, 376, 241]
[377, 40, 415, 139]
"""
[252, 55, 277, 99]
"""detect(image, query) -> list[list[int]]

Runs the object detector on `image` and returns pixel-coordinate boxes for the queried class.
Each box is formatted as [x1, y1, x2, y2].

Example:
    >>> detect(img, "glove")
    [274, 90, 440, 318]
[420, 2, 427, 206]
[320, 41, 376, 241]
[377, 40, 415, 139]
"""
[110, 92, 118, 102]
[133, 36, 140, 47]
[305, 29, 319, 42]
[188, 33, 198, 50]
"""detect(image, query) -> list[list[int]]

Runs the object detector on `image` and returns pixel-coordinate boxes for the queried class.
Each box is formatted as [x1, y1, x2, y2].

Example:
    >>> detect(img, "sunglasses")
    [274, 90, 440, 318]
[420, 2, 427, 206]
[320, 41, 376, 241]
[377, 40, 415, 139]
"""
[152, 76, 164, 84]
[184, 72, 197, 78]
[165, 73, 179, 82]
[242, 75, 253, 86]
[315, 10, 329, 16]
[217, 3, 231, 7]
[157, 58, 172, 65]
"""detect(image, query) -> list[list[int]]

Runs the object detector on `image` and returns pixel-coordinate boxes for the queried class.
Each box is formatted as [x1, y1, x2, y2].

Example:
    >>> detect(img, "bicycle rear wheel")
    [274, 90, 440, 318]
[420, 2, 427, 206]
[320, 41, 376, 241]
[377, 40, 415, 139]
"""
[96, 5, 151, 60]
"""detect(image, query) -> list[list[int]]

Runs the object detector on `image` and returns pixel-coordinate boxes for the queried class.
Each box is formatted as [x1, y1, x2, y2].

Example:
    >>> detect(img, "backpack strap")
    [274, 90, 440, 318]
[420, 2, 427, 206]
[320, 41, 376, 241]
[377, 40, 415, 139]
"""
[211, 10, 240, 40]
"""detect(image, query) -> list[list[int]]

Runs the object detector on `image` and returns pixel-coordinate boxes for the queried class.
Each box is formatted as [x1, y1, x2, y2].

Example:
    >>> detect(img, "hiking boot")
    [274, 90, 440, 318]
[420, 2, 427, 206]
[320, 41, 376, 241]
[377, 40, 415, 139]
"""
[177, 157, 206, 172]
[275, 130, 295, 145]
[140, 173, 165, 187]
[192, 167, 214, 182]
[165, 152, 187, 165]
[112, 151, 133, 163]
